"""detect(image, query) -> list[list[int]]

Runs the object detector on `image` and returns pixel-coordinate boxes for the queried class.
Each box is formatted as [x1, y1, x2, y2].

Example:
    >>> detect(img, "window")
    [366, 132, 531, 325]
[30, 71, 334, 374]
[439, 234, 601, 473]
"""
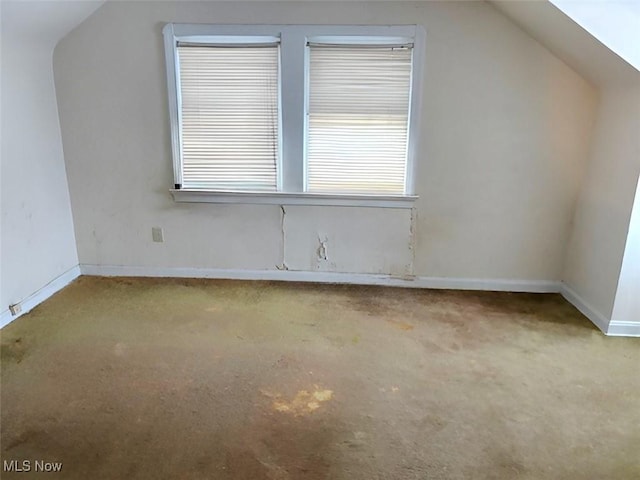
[177, 43, 280, 191]
[163, 25, 425, 207]
[307, 44, 412, 194]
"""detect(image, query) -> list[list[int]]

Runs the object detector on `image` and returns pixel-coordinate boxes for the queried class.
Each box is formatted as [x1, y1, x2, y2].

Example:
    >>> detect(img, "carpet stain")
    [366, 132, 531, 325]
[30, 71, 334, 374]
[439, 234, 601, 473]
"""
[0, 337, 27, 364]
[386, 318, 415, 330]
[262, 387, 333, 416]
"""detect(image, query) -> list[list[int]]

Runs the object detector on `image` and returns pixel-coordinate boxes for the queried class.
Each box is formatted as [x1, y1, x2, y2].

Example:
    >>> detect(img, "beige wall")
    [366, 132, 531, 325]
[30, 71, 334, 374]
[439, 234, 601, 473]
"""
[53, 1, 596, 281]
[563, 85, 640, 321]
[0, 36, 79, 313]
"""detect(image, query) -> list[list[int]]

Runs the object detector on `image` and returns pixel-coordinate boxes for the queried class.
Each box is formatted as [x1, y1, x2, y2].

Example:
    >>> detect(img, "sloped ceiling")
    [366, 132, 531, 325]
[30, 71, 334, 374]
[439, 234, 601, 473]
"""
[1, 0, 105, 45]
[550, 0, 640, 72]
[1, 0, 637, 87]
[491, 0, 639, 87]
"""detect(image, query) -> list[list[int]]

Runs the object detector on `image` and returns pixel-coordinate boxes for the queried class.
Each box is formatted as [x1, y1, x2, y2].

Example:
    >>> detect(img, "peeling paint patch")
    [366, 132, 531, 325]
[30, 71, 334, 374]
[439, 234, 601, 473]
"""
[261, 386, 333, 416]
[315, 234, 333, 270]
[317, 235, 328, 261]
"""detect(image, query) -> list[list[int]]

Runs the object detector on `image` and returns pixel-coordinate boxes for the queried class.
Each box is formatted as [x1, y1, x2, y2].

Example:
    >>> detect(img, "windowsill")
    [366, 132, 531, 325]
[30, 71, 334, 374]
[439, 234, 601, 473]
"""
[170, 189, 418, 208]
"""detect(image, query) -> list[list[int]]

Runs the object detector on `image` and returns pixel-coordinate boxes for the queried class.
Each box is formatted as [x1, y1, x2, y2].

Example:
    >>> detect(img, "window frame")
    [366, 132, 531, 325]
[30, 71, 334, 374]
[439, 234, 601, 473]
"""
[163, 23, 425, 208]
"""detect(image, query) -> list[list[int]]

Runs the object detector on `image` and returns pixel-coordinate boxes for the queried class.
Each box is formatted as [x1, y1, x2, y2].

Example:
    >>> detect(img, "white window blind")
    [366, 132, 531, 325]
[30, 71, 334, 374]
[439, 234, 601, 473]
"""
[307, 45, 413, 195]
[177, 44, 280, 191]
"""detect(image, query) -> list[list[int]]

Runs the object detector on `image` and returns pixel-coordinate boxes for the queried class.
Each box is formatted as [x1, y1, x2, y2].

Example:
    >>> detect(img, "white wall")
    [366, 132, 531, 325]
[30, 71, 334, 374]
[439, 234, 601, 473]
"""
[563, 85, 640, 324]
[0, 34, 78, 315]
[53, 1, 596, 282]
[611, 171, 640, 324]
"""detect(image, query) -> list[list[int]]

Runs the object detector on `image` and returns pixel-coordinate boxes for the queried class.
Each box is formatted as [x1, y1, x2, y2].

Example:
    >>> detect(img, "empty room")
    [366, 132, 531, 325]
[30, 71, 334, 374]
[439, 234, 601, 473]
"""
[1, 0, 639, 478]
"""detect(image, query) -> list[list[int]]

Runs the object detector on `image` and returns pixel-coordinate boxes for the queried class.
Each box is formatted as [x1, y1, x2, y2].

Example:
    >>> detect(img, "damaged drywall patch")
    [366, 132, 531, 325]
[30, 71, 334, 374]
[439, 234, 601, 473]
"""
[277, 205, 289, 270]
[406, 207, 417, 275]
[281, 206, 413, 273]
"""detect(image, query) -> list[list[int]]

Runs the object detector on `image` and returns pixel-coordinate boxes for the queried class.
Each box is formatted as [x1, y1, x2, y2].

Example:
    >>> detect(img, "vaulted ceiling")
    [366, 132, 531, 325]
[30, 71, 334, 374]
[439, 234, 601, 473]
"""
[491, 0, 639, 87]
[1, 0, 638, 87]
[1, 0, 105, 45]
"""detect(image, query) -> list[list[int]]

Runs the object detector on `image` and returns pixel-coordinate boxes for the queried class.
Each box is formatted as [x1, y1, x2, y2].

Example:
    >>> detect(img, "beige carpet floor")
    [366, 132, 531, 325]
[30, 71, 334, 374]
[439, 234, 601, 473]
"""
[1, 276, 638, 479]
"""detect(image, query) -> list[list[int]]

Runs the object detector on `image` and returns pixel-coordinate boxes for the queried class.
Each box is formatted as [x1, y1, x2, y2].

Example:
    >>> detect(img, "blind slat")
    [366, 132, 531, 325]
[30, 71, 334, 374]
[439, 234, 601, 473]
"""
[178, 45, 279, 191]
[307, 46, 412, 195]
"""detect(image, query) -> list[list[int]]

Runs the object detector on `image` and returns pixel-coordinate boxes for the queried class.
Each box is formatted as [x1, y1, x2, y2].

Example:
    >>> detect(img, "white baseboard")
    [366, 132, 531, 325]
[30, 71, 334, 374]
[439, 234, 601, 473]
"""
[412, 277, 560, 293]
[0, 265, 81, 329]
[607, 321, 640, 337]
[79, 264, 560, 293]
[561, 284, 640, 336]
[6, 264, 635, 336]
[559, 283, 611, 335]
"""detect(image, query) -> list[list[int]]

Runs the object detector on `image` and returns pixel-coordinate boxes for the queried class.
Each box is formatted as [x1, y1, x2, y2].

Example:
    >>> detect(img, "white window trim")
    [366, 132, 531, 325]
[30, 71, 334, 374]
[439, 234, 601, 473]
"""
[163, 24, 426, 208]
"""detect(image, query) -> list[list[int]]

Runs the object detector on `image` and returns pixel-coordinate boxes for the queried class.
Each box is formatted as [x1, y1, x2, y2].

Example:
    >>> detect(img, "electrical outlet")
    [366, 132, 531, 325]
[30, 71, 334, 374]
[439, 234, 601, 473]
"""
[152, 227, 164, 243]
[9, 303, 22, 316]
